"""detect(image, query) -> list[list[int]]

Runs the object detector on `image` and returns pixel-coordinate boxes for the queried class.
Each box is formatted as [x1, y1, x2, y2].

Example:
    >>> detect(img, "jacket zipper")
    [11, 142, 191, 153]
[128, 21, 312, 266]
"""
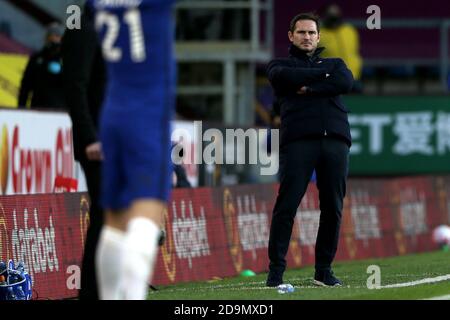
[307, 55, 327, 137]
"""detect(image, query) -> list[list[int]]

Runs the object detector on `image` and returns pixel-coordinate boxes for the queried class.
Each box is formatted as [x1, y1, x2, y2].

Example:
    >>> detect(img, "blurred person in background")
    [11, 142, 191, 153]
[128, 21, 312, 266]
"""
[173, 164, 192, 188]
[18, 23, 67, 109]
[62, 5, 107, 300]
[171, 142, 192, 189]
[255, 70, 275, 128]
[88, 0, 177, 300]
[318, 3, 363, 93]
[172, 164, 192, 188]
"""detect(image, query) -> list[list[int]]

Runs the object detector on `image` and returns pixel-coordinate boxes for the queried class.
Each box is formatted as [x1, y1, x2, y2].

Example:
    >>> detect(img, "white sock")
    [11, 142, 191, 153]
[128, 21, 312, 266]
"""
[119, 217, 160, 300]
[96, 226, 126, 300]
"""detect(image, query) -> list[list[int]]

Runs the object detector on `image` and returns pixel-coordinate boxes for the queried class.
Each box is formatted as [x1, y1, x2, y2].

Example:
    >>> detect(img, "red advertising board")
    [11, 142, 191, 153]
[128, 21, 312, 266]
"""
[0, 193, 88, 299]
[1, 176, 449, 299]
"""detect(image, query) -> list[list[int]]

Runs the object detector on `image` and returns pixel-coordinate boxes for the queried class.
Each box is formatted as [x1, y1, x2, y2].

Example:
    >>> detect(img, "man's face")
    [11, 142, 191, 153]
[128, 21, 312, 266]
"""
[46, 34, 62, 46]
[288, 19, 320, 53]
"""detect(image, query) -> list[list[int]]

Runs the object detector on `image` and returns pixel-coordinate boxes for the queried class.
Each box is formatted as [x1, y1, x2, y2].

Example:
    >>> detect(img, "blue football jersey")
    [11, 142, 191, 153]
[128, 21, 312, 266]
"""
[86, 0, 176, 115]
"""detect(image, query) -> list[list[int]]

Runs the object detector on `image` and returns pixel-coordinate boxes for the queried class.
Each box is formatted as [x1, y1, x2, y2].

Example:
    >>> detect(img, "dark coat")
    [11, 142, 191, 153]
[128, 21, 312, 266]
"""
[18, 45, 66, 110]
[268, 44, 353, 147]
[61, 8, 107, 161]
[174, 164, 192, 188]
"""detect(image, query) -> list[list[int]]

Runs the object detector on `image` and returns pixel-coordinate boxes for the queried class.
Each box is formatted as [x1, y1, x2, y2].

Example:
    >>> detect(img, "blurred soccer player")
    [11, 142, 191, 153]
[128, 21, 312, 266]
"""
[86, 0, 176, 300]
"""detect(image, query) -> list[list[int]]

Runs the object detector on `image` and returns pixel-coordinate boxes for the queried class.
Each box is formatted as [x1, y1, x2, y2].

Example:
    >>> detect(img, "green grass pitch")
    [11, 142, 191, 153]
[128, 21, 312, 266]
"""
[148, 250, 450, 300]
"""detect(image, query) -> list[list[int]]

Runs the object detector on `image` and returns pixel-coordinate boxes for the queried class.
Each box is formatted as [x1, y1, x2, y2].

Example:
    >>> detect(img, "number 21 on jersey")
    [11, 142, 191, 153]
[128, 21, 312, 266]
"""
[95, 8, 146, 63]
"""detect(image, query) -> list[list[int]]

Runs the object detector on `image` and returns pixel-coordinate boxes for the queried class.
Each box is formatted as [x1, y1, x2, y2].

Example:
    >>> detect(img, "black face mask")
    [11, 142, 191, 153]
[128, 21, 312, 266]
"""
[323, 15, 343, 29]
[45, 41, 61, 56]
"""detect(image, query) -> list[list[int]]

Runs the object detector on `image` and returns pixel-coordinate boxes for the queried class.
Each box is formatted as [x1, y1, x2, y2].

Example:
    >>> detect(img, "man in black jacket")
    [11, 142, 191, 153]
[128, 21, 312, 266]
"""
[266, 13, 353, 287]
[61, 6, 107, 300]
[18, 23, 66, 110]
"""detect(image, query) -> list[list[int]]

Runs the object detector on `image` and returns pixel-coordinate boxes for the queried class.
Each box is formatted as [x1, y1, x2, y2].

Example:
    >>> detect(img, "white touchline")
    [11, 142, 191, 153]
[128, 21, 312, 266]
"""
[379, 274, 450, 289]
[149, 274, 450, 294]
[423, 294, 450, 300]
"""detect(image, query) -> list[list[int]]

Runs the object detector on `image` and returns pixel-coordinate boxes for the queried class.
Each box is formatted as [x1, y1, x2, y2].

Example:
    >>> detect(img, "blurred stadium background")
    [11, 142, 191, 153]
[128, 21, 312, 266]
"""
[0, 0, 449, 300]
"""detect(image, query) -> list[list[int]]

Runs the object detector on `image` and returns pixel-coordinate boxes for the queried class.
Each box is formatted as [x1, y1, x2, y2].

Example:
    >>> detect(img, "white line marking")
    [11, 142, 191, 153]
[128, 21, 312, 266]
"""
[150, 274, 450, 294]
[379, 274, 450, 289]
[423, 294, 450, 300]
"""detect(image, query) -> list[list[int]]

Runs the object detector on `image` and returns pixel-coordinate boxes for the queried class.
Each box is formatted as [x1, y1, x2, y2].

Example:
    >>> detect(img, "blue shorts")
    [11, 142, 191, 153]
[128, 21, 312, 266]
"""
[99, 111, 172, 210]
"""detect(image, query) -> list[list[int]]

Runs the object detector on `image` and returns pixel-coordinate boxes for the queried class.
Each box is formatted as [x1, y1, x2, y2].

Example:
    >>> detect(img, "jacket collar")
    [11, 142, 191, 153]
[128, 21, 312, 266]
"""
[288, 44, 325, 61]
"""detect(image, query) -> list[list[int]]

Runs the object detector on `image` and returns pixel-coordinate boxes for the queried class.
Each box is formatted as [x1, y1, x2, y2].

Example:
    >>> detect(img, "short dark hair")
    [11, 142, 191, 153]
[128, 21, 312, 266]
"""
[289, 13, 320, 33]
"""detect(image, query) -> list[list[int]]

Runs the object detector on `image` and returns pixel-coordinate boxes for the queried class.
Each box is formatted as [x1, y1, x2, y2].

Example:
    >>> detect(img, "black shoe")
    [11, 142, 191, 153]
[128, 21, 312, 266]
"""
[149, 284, 158, 291]
[313, 270, 342, 287]
[158, 229, 166, 247]
[266, 273, 283, 287]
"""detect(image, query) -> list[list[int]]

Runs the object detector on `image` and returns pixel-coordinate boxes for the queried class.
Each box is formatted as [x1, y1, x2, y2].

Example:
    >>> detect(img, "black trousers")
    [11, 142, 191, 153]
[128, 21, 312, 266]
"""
[78, 157, 103, 300]
[268, 137, 349, 277]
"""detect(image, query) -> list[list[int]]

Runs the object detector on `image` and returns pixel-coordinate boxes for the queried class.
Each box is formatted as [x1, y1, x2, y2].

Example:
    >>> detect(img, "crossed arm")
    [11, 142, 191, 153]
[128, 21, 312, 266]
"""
[304, 58, 354, 96]
[267, 59, 327, 94]
[267, 58, 354, 97]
